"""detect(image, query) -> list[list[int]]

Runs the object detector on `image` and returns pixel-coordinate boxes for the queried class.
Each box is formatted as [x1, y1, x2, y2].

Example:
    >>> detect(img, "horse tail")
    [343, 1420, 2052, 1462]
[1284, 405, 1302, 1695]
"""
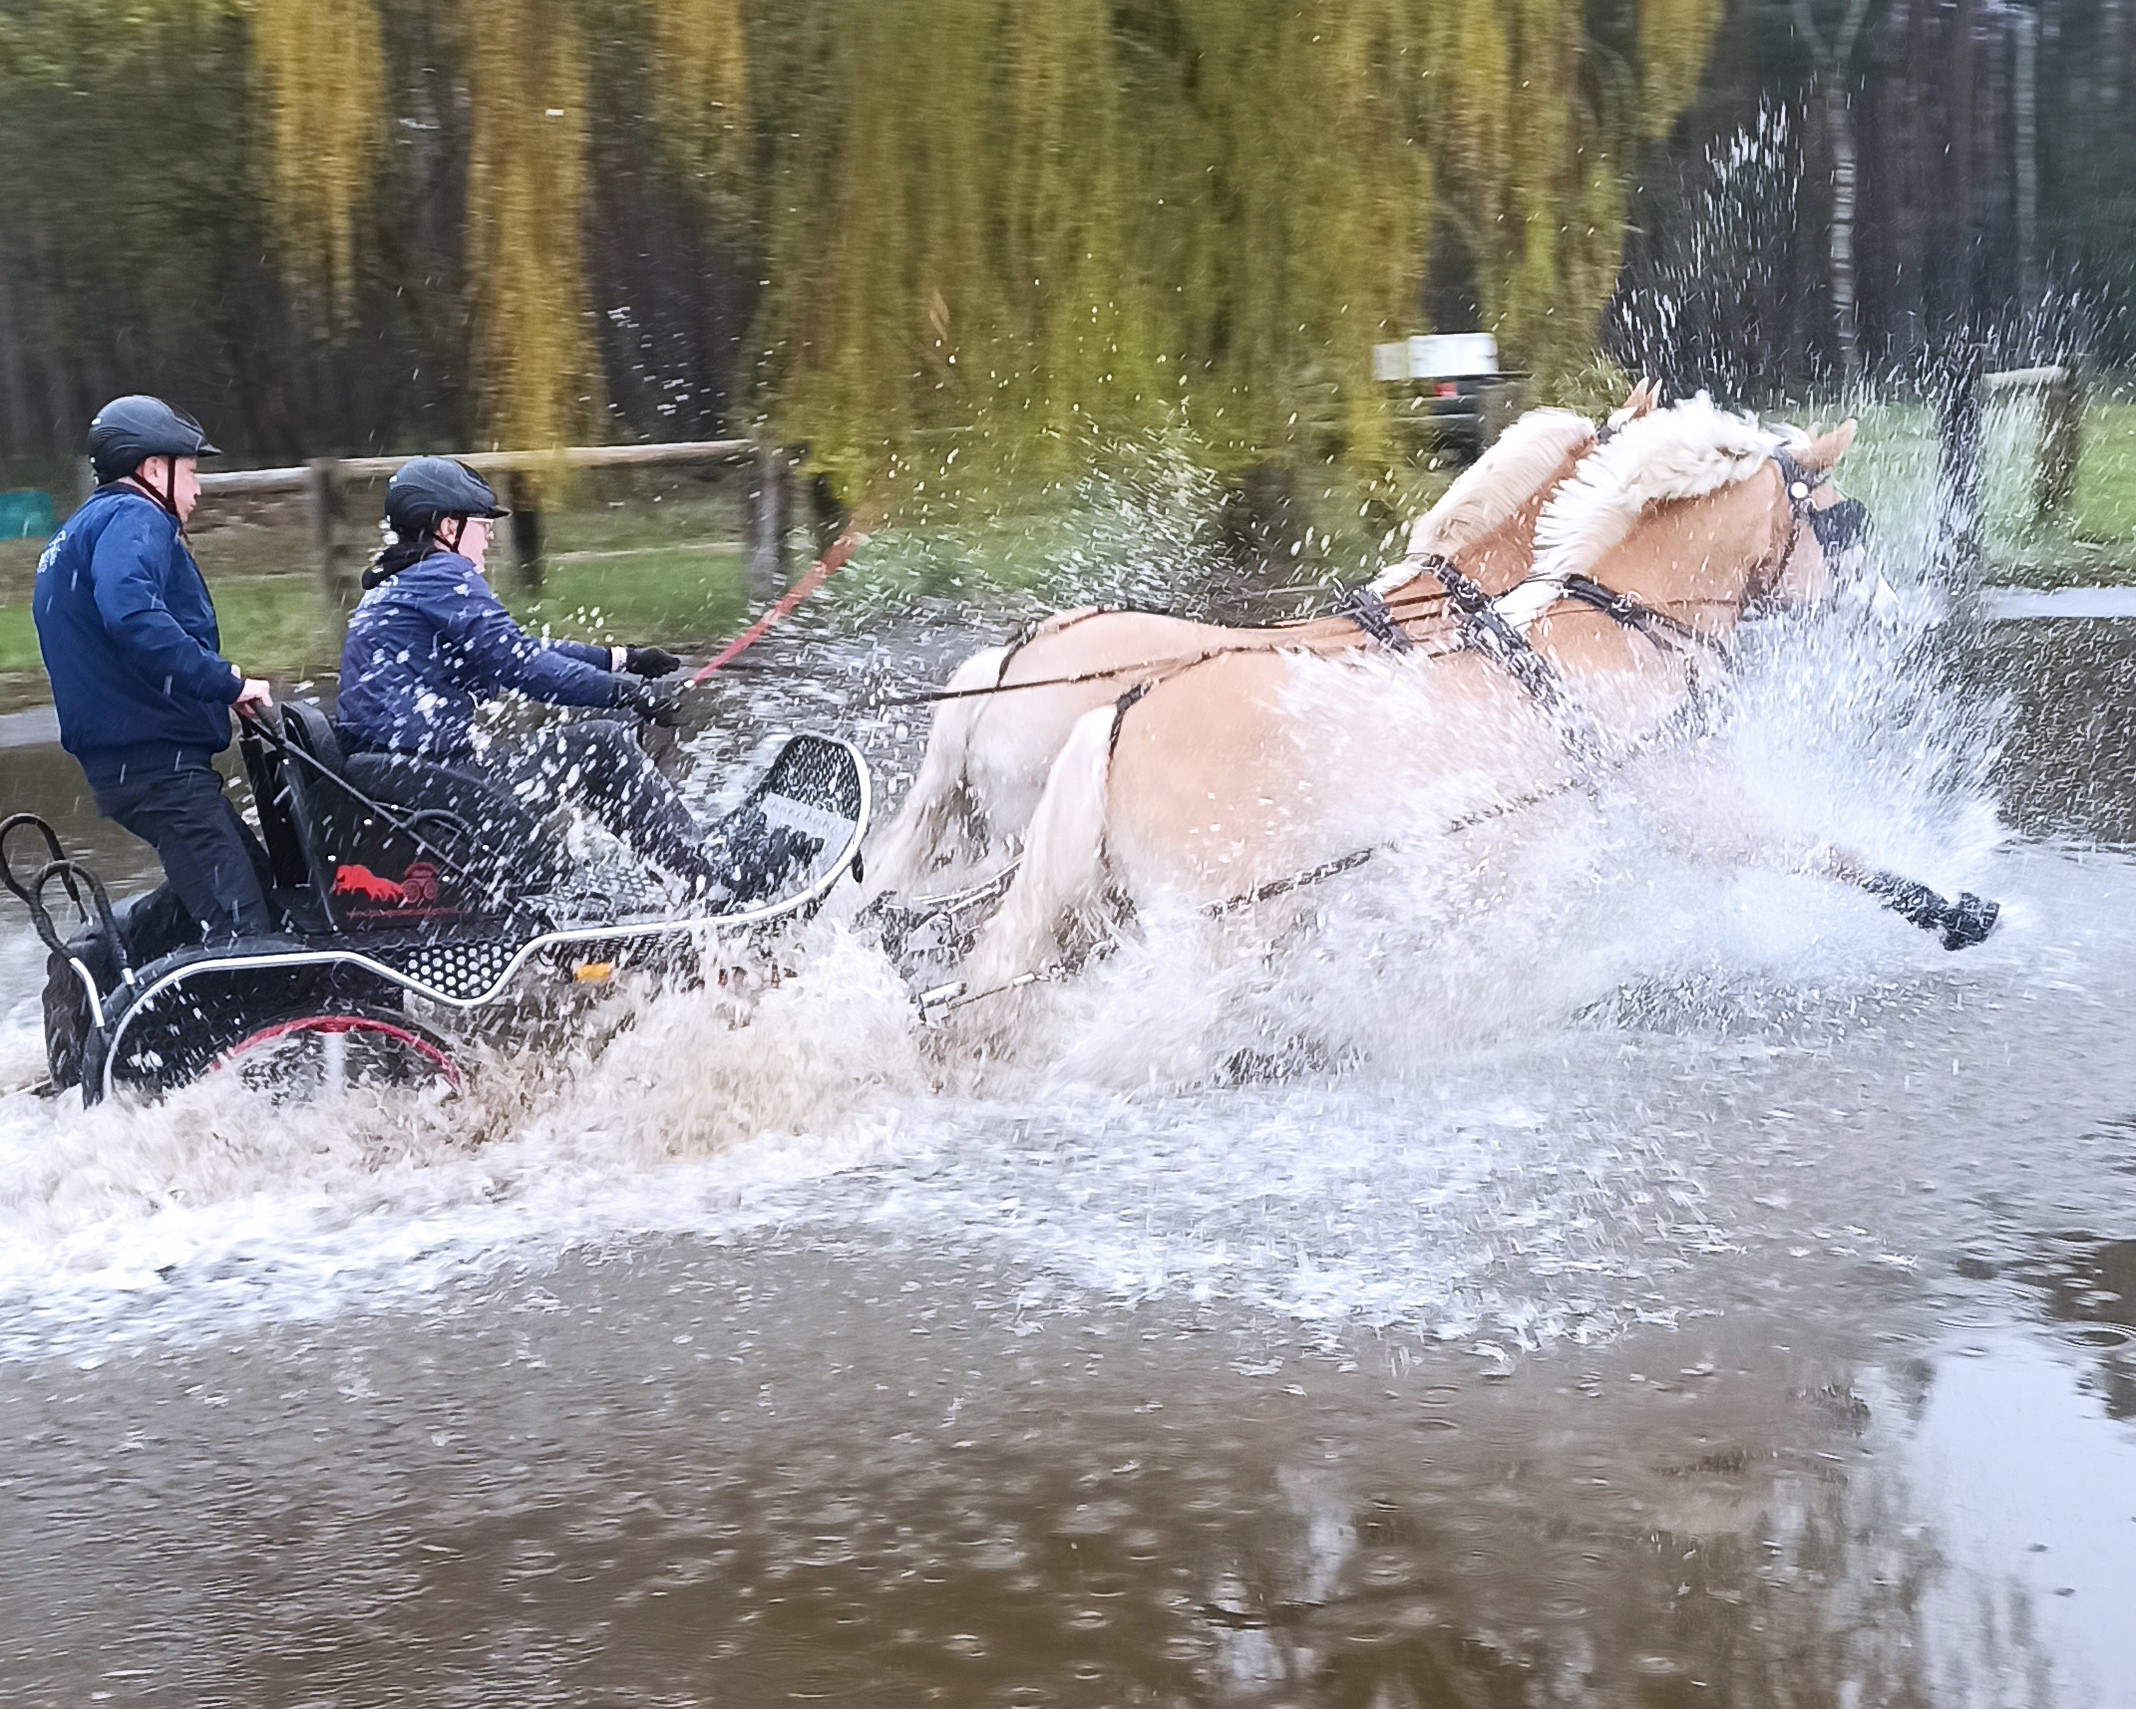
[956, 699, 1122, 1005]
[860, 643, 1013, 900]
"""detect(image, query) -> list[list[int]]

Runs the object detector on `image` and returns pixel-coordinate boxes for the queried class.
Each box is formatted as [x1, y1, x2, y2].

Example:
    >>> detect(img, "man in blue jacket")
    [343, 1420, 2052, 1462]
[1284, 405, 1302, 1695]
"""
[336, 458, 719, 891]
[33, 397, 277, 941]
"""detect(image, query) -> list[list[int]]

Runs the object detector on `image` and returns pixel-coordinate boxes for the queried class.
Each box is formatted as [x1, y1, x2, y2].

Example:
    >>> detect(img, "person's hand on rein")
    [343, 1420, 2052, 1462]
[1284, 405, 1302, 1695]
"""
[612, 678, 683, 726]
[233, 674, 274, 716]
[619, 645, 682, 678]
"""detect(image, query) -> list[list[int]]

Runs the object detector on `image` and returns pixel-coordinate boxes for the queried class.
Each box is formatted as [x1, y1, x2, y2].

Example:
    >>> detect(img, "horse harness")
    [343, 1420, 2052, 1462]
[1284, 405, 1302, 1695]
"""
[1773, 447, 1871, 562]
[935, 439, 1871, 1011]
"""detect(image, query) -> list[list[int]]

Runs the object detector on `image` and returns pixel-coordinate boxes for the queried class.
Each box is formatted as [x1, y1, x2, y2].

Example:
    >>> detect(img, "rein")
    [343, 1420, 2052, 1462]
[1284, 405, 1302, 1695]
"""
[876, 581, 1461, 709]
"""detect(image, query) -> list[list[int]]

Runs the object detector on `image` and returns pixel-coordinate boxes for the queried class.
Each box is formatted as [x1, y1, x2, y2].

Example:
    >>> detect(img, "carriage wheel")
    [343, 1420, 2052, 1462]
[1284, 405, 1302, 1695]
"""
[209, 1006, 462, 1102]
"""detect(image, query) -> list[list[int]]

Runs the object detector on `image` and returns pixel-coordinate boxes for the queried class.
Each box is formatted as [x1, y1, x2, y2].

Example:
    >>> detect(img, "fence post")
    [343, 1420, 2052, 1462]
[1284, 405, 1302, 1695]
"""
[305, 458, 351, 634]
[747, 441, 789, 602]
[508, 471, 543, 593]
[2037, 366, 2085, 521]
[1936, 342, 1986, 577]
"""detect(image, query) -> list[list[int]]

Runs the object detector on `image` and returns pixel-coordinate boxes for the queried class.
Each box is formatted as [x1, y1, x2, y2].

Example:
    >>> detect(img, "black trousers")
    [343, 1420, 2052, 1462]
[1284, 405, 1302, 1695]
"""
[93, 763, 275, 941]
[481, 718, 717, 886]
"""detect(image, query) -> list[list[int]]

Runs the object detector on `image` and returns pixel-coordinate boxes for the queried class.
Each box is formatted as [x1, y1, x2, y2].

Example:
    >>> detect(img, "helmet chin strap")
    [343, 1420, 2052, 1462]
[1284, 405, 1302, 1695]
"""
[129, 456, 181, 520]
[437, 516, 468, 555]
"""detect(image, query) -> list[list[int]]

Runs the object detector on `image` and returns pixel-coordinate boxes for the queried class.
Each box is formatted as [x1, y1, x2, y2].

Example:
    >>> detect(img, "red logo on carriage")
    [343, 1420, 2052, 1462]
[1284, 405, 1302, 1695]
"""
[332, 861, 441, 906]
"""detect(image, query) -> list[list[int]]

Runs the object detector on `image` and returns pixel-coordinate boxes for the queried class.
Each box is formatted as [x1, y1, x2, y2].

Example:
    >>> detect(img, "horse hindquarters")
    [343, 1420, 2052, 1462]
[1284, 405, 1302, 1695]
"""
[860, 644, 1014, 900]
[953, 704, 1122, 1016]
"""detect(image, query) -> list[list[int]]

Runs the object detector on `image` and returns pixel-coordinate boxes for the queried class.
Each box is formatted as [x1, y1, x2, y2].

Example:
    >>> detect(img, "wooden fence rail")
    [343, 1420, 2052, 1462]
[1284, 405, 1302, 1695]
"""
[191, 438, 791, 623]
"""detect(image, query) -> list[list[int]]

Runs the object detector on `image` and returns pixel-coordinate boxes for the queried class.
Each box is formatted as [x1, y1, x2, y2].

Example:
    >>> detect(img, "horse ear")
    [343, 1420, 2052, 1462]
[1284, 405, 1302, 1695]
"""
[1801, 418, 1859, 470]
[1607, 379, 1658, 432]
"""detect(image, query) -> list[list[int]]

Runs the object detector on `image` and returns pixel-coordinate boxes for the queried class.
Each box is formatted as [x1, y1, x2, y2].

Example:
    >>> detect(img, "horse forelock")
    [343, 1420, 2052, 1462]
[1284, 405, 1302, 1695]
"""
[1499, 396, 1783, 627]
[1379, 409, 1595, 592]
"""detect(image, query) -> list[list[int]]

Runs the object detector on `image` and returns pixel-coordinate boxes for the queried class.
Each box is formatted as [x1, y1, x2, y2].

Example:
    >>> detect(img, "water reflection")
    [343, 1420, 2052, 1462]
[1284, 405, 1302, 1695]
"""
[2012, 1233, 2136, 1420]
[0, 1249, 2056, 1709]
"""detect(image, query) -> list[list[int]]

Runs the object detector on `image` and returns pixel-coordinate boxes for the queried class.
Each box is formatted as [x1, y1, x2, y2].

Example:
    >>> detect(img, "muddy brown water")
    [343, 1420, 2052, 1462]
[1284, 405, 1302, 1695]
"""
[0, 609, 2132, 1707]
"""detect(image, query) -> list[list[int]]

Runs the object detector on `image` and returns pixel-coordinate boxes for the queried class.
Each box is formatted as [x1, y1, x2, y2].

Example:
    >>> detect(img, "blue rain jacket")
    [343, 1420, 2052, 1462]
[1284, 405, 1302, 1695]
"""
[31, 484, 241, 785]
[336, 550, 620, 757]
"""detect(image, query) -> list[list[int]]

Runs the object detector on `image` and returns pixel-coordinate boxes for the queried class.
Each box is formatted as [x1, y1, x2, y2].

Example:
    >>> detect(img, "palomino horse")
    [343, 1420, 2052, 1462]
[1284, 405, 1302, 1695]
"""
[862, 384, 1662, 903]
[942, 396, 1996, 1026]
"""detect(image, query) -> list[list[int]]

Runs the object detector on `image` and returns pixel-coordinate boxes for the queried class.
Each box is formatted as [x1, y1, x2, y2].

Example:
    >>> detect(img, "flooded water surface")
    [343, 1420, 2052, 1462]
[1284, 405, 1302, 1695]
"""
[2, 601, 2134, 1706]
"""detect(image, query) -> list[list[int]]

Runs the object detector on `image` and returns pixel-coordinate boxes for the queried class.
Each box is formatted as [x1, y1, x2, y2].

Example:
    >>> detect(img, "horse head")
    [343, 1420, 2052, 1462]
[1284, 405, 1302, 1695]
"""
[1500, 397, 1872, 648]
[1756, 419, 1872, 612]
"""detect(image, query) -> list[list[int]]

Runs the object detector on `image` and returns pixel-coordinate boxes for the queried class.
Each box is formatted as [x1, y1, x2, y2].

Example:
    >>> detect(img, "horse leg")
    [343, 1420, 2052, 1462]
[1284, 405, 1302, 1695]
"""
[860, 644, 1013, 902]
[1809, 847, 2001, 950]
[948, 704, 1123, 1030]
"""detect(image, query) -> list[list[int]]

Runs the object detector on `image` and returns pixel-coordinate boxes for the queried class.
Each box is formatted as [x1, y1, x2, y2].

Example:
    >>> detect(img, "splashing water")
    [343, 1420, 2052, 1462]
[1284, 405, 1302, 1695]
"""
[0, 420, 2020, 1364]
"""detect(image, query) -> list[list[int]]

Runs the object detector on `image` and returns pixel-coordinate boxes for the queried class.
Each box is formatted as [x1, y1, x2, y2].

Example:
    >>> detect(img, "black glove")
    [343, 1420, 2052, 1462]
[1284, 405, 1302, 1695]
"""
[612, 678, 683, 727]
[623, 645, 683, 678]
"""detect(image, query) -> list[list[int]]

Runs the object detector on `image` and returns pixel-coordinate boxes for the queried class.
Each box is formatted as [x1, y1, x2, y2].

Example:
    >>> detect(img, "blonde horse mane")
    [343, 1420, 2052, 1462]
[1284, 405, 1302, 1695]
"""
[1497, 395, 1796, 631]
[1373, 408, 1597, 592]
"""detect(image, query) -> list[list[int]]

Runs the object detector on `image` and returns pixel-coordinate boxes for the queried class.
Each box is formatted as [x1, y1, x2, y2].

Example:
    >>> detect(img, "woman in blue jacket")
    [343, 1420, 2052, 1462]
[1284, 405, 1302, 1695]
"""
[32, 397, 278, 940]
[336, 458, 722, 892]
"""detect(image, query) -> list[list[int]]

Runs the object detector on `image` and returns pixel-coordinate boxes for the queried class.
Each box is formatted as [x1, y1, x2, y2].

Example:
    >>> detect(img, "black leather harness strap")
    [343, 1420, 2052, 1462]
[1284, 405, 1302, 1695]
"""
[1556, 572, 1705, 644]
[1107, 679, 1153, 758]
[1332, 584, 1414, 652]
[1414, 552, 1584, 718]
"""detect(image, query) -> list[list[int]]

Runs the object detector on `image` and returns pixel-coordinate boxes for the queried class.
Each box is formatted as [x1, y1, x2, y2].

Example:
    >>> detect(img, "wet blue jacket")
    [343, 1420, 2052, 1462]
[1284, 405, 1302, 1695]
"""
[31, 485, 241, 785]
[336, 550, 621, 757]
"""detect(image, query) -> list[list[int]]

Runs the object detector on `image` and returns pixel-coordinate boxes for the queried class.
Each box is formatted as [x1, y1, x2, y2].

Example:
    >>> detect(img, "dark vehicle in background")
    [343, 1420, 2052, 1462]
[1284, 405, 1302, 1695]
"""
[1373, 333, 1525, 463]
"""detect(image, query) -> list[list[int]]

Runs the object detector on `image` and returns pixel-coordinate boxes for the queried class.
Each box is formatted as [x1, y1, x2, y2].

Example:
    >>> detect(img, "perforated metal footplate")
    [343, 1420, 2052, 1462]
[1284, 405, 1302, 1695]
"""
[377, 937, 520, 1000]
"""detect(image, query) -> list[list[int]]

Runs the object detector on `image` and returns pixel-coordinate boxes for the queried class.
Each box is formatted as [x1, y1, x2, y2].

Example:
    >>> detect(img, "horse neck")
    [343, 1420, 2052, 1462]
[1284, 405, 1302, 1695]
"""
[1580, 471, 1788, 636]
[1380, 448, 1586, 607]
[1528, 472, 1790, 680]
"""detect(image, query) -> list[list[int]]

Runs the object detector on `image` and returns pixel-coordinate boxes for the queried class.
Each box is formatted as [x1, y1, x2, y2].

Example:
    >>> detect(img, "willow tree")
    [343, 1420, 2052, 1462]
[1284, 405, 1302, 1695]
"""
[1164, 0, 1434, 466]
[249, 0, 622, 452]
[757, 0, 1439, 491]
[461, 0, 604, 453]
[999, 0, 1160, 463]
[248, 0, 384, 316]
[756, 0, 1016, 495]
[1419, 0, 1721, 394]
[650, 0, 750, 216]
[1643, 0, 1725, 127]
[1425, 0, 1600, 389]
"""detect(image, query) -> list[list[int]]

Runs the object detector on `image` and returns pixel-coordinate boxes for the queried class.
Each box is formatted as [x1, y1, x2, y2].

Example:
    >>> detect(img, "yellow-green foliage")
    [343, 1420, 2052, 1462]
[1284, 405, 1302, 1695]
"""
[762, 0, 1444, 495]
[1640, 0, 1724, 135]
[650, 0, 750, 212]
[248, 0, 384, 313]
[462, 0, 605, 455]
[1001, 0, 1154, 462]
[1424, 0, 1638, 392]
[42, 0, 1718, 494]
[0, 0, 234, 80]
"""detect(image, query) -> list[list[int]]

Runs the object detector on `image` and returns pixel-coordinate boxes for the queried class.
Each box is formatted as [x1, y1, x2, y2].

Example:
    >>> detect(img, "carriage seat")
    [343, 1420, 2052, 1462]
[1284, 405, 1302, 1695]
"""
[266, 702, 563, 920]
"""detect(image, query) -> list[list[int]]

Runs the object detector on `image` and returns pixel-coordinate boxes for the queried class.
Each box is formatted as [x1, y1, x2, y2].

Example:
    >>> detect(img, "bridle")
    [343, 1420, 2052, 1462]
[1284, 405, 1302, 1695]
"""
[1763, 447, 1870, 605]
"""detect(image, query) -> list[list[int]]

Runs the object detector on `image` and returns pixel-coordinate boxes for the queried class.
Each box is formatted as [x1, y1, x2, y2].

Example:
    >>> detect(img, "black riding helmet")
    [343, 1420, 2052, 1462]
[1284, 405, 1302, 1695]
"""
[88, 395, 220, 482]
[383, 457, 511, 539]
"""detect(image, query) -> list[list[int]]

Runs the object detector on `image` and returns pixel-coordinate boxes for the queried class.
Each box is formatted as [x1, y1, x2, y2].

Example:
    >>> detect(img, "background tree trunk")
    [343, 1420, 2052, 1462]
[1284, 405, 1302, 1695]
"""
[1797, 0, 1877, 380]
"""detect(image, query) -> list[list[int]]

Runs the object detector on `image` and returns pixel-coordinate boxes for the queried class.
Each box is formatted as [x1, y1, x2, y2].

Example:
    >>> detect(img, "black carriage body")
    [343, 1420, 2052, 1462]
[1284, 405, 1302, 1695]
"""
[19, 715, 870, 1103]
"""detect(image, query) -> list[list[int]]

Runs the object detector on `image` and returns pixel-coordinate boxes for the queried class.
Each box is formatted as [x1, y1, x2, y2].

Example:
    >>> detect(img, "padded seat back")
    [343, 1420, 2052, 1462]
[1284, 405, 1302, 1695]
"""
[272, 704, 561, 924]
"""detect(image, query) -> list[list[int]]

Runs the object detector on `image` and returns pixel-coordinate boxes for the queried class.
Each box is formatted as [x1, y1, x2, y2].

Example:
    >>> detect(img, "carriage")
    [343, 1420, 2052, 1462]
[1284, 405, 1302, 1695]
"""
[4, 703, 868, 1104]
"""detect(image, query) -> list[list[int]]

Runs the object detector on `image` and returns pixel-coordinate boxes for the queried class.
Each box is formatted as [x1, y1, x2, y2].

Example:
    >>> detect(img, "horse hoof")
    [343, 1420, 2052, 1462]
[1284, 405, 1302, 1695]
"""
[1939, 892, 1999, 951]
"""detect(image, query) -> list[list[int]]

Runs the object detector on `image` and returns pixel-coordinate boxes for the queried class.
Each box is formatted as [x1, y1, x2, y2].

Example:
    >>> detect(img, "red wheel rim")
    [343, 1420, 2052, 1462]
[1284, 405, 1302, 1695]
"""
[213, 1015, 462, 1087]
